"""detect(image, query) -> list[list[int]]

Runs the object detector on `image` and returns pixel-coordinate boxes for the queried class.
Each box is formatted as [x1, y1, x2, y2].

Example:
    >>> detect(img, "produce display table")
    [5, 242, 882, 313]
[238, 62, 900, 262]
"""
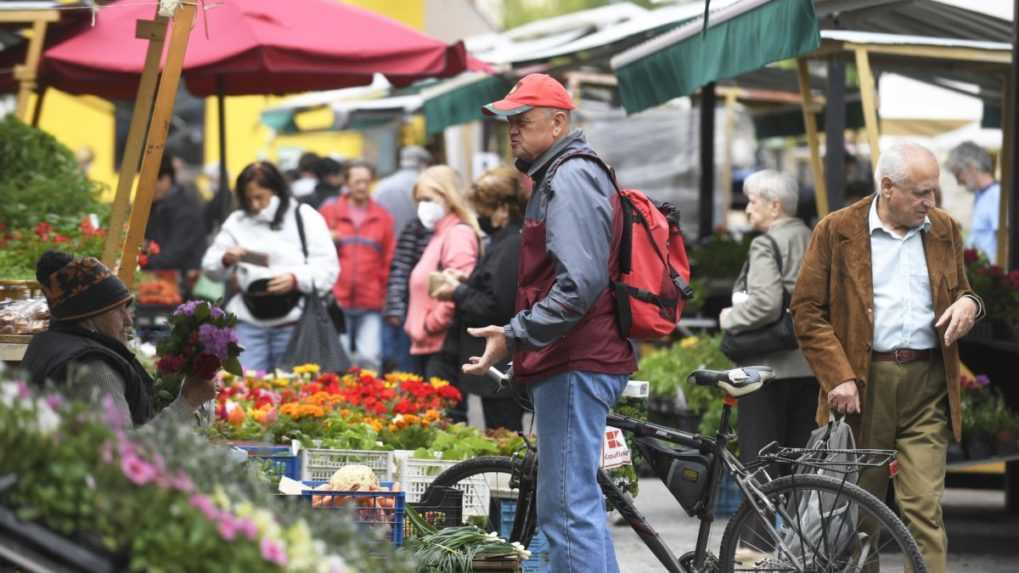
[0, 335, 30, 363]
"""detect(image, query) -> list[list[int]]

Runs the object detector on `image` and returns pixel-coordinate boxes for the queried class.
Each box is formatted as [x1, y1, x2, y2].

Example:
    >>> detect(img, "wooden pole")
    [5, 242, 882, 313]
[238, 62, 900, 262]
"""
[797, 58, 828, 218]
[102, 10, 170, 267]
[30, 85, 46, 127]
[719, 91, 738, 231]
[14, 17, 53, 122]
[854, 48, 881, 171]
[118, 4, 197, 287]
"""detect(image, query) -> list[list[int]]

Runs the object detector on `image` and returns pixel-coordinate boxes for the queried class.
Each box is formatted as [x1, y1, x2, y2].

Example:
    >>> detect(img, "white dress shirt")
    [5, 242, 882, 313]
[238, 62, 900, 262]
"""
[868, 197, 937, 352]
[202, 202, 339, 327]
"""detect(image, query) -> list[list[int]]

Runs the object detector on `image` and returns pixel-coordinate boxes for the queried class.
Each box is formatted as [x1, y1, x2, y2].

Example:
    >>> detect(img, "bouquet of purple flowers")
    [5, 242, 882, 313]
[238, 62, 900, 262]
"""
[153, 301, 243, 410]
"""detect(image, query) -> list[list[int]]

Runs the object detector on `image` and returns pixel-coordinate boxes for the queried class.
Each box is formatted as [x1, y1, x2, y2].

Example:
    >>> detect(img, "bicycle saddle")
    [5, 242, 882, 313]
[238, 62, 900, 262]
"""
[687, 366, 774, 397]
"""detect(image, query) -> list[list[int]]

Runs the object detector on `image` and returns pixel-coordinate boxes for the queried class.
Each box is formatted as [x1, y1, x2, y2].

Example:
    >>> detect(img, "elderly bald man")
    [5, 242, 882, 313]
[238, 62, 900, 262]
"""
[791, 142, 985, 573]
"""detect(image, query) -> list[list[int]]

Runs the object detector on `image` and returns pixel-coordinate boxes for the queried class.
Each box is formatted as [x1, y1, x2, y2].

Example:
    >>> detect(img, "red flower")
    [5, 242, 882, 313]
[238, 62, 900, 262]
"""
[963, 248, 979, 265]
[34, 221, 51, 239]
[52, 234, 69, 244]
[138, 253, 149, 268]
[156, 354, 186, 374]
[193, 352, 222, 380]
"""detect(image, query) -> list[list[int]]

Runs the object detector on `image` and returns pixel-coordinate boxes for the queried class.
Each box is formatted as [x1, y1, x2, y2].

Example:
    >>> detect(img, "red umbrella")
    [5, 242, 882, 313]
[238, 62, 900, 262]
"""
[41, 0, 479, 99]
[38, 0, 488, 227]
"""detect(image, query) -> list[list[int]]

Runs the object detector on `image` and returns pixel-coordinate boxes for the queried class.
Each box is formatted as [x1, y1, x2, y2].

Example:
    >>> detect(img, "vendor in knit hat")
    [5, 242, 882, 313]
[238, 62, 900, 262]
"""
[21, 251, 216, 427]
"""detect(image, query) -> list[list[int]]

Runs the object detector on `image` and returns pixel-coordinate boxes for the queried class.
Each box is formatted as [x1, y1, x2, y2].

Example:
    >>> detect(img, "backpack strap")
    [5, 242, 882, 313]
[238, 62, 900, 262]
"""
[543, 151, 693, 300]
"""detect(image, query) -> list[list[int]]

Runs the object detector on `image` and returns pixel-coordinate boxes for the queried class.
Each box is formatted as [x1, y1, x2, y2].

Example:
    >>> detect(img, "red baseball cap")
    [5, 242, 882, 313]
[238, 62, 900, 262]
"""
[482, 73, 576, 117]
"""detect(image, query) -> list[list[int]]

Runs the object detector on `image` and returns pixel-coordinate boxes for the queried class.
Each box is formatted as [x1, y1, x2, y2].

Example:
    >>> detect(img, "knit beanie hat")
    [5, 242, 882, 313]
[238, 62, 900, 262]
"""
[36, 251, 132, 322]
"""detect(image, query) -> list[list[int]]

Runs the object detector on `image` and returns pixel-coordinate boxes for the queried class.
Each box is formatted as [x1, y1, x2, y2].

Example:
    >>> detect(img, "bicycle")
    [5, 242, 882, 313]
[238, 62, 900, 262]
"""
[423, 366, 926, 572]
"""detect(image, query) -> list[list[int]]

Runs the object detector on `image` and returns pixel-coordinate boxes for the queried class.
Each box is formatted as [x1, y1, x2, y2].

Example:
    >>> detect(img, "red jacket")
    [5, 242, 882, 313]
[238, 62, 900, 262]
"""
[319, 196, 396, 311]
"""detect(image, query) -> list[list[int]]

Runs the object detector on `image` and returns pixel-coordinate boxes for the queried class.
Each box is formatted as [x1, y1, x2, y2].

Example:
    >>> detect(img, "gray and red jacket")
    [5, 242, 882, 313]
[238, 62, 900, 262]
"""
[506, 130, 636, 384]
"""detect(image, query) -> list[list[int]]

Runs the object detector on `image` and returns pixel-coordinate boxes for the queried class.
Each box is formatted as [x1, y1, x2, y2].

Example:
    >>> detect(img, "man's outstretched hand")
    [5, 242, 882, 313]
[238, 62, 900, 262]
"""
[462, 325, 509, 376]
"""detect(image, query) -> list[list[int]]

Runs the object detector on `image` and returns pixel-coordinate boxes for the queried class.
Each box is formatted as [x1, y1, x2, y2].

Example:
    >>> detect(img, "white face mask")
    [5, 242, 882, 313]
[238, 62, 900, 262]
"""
[417, 200, 447, 230]
[254, 195, 280, 222]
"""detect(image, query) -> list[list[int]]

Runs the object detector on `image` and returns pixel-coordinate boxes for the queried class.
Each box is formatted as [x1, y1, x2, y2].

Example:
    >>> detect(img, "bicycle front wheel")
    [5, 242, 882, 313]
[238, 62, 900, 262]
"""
[423, 455, 538, 546]
[719, 473, 926, 573]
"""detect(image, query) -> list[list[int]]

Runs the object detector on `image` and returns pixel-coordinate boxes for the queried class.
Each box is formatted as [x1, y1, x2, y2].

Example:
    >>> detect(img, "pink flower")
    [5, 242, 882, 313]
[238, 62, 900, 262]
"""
[217, 514, 238, 541]
[44, 394, 63, 410]
[260, 537, 288, 567]
[15, 381, 30, 400]
[121, 454, 157, 485]
[102, 395, 126, 428]
[189, 494, 220, 521]
[237, 518, 259, 541]
[171, 471, 194, 493]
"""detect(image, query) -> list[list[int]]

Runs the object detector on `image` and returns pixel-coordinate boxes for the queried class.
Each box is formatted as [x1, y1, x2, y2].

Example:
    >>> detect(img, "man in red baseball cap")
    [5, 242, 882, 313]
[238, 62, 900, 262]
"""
[467, 73, 634, 573]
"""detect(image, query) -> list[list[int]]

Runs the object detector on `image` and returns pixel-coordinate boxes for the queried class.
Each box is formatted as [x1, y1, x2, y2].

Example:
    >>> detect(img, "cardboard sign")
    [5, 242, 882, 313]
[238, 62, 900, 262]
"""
[600, 427, 631, 469]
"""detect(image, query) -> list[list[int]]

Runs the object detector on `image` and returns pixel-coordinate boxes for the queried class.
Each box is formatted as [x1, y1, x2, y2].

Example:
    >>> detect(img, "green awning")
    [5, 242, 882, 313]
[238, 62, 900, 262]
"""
[611, 0, 820, 115]
[423, 75, 514, 135]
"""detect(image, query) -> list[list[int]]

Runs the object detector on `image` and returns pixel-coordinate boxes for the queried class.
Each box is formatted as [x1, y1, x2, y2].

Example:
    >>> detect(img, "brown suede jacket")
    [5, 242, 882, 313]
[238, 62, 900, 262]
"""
[790, 197, 983, 441]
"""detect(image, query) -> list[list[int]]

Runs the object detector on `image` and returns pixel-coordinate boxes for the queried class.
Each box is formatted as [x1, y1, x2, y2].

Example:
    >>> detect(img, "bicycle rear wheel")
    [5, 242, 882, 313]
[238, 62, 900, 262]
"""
[719, 473, 926, 572]
[423, 455, 538, 546]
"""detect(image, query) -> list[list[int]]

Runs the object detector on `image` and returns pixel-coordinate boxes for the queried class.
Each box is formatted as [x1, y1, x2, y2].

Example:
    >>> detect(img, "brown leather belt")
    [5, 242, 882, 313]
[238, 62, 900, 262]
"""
[872, 348, 937, 364]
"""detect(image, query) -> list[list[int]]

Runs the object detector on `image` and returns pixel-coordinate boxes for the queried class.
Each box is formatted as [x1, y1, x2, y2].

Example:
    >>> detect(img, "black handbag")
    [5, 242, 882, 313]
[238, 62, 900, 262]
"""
[720, 234, 799, 363]
[242, 279, 301, 320]
[276, 205, 352, 373]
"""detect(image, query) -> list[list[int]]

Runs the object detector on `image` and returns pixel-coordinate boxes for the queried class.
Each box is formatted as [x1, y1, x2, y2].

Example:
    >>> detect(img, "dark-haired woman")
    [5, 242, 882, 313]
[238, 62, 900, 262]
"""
[202, 161, 338, 372]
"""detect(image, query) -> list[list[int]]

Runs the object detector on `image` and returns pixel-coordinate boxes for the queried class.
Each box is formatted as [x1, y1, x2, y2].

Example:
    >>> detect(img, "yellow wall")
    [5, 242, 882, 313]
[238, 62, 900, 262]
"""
[31, 0, 426, 201]
[34, 89, 118, 200]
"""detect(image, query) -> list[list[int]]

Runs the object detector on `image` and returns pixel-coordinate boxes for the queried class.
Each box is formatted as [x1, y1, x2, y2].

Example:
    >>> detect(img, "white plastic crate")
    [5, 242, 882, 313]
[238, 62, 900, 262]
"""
[302, 449, 396, 483]
[395, 452, 507, 517]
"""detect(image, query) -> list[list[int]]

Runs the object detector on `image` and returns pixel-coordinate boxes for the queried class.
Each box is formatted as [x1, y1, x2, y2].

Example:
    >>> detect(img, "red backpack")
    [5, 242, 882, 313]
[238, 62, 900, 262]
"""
[547, 152, 693, 340]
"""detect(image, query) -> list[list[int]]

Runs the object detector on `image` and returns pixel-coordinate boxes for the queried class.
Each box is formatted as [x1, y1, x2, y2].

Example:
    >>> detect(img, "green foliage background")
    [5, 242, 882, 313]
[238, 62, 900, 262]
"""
[0, 116, 107, 230]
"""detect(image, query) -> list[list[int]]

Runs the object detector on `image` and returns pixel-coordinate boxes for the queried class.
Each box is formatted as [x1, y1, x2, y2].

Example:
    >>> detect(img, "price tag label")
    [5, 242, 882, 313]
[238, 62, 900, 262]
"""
[600, 427, 631, 469]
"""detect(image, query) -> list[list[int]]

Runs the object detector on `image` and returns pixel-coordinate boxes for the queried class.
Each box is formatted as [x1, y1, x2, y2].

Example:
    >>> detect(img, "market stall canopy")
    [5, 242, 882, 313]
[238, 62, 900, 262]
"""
[260, 74, 427, 134]
[611, 0, 821, 115]
[39, 0, 480, 99]
[421, 1, 748, 135]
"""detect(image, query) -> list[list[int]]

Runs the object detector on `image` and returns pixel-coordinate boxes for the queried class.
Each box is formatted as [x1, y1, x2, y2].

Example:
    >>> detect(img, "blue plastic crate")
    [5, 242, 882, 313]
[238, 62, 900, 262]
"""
[232, 444, 301, 480]
[497, 499, 551, 573]
[300, 480, 406, 546]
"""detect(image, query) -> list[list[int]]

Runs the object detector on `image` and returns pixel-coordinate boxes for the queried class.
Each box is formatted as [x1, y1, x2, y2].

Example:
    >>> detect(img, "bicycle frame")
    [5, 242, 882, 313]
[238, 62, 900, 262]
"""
[601, 396, 744, 573]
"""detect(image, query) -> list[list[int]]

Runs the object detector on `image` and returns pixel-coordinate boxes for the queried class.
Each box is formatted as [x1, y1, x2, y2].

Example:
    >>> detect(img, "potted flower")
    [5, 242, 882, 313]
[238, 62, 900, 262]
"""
[963, 249, 1019, 341]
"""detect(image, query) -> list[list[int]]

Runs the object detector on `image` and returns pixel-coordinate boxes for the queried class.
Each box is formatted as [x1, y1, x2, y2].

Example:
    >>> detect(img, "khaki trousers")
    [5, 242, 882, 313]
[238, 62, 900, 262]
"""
[856, 357, 951, 573]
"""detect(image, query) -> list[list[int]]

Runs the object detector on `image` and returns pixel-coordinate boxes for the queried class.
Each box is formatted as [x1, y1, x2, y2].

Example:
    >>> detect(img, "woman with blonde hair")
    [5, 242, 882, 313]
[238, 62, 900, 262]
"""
[432, 165, 528, 430]
[404, 165, 480, 421]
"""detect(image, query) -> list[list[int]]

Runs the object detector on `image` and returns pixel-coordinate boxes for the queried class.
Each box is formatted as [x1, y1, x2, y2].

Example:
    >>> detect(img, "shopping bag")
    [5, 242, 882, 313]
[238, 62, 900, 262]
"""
[780, 417, 859, 565]
[278, 289, 351, 373]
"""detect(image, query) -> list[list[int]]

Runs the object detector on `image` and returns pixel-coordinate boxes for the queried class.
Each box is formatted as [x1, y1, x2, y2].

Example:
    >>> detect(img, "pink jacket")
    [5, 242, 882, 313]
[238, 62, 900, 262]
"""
[405, 214, 479, 355]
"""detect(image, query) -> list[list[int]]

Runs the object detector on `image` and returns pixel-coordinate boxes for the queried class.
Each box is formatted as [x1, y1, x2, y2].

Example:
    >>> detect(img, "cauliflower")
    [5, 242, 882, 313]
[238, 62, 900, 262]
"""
[327, 464, 379, 491]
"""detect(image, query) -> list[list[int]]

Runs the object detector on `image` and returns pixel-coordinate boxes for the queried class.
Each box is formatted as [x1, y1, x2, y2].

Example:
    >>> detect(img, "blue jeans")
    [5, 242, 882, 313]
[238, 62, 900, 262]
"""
[531, 370, 627, 573]
[340, 309, 383, 371]
[382, 320, 416, 373]
[235, 321, 295, 374]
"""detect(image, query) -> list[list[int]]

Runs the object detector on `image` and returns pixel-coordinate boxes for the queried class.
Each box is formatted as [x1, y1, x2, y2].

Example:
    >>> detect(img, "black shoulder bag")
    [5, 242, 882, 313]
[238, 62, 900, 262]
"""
[277, 206, 351, 373]
[719, 234, 799, 363]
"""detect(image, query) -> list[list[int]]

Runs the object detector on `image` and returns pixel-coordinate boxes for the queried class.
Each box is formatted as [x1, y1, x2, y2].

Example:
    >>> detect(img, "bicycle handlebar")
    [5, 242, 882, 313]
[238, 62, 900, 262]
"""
[687, 366, 774, 397]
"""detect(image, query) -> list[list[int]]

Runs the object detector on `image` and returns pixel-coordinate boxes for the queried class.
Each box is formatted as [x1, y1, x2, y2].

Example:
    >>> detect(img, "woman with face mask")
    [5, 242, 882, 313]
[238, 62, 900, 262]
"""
[404, 165, 480, 422]
[430, 166, 528, 431]
[202, 161, 339, 372]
